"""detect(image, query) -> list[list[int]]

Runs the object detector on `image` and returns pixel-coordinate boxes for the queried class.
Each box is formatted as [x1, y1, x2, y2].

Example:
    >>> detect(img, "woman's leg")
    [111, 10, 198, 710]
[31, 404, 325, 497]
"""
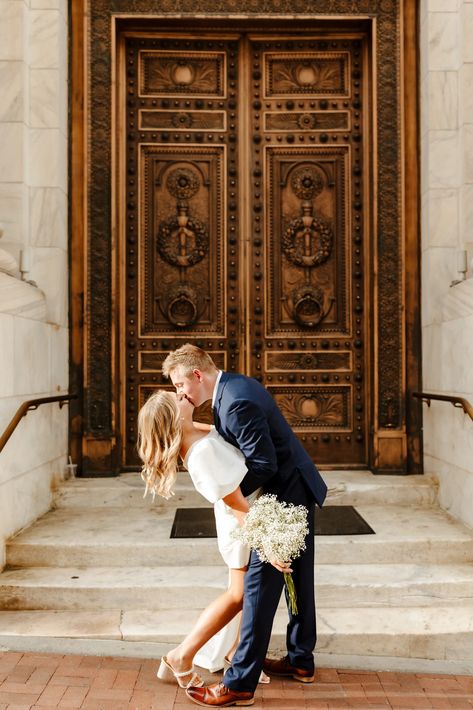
[166, 567, 245, 681]
[225, 616, 242, 662]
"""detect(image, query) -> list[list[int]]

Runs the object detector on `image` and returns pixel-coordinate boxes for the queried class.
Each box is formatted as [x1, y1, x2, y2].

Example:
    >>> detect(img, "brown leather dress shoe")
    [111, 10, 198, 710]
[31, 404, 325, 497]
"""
[262, 656, 315, 683]
[186, 681, 254, 707]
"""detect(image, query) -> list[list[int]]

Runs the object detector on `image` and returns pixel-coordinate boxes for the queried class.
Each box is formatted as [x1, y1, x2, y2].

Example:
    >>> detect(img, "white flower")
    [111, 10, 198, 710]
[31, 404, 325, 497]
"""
[232, 494, 309, 614]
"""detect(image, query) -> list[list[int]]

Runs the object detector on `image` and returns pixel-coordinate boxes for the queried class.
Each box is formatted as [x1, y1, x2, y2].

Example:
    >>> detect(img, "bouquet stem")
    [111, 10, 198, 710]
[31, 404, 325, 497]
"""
[284, 572, 298, 615]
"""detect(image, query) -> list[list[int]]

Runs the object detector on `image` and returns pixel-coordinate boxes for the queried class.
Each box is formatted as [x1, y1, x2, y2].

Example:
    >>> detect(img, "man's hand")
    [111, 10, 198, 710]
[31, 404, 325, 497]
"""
[270, 559, 293, 574]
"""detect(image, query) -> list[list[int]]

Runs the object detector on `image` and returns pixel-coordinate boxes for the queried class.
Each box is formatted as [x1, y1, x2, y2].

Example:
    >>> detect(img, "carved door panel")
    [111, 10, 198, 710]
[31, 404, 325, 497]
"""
[122, 35, 243, 465]
[121, 32, 369, 467]
[246, 37, 368, 465]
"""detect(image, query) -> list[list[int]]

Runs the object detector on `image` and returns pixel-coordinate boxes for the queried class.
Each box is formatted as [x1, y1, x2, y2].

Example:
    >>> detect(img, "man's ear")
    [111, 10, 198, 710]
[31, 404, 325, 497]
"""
[192, 368, 204, 382]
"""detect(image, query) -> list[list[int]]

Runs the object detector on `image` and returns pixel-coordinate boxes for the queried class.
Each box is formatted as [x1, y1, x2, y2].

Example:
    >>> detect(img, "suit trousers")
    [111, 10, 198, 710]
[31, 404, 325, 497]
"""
[223, 473, 316, 693]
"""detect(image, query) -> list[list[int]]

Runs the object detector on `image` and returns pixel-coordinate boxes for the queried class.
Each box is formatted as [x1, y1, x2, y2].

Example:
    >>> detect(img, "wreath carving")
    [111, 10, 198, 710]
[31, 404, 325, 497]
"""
[282, 216, 333, 267]
[157, 217, 208, 267]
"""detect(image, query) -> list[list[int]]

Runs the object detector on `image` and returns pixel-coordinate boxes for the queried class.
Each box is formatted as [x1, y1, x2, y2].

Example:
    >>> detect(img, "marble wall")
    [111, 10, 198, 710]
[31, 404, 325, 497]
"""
[0, 0, 68, 569]
[421, 0, 473, 529]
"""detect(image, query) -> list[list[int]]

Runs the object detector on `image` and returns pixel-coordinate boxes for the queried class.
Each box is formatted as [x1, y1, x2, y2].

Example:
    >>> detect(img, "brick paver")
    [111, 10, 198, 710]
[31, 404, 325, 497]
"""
[0, 652, 472, 709]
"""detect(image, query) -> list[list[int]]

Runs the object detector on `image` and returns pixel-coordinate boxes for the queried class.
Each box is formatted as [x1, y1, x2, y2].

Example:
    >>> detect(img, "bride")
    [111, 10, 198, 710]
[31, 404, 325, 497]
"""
[137, 390, 270, 688]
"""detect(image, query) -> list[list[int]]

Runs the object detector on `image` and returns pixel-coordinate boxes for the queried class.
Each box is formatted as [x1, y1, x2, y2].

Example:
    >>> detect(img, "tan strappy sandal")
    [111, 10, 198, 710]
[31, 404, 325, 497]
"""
[157, 656, 204, 688]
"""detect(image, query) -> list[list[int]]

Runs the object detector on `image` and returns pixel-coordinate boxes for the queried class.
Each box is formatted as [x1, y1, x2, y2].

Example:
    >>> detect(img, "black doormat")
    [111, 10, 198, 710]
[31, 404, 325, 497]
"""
[170, 505, 374, 538]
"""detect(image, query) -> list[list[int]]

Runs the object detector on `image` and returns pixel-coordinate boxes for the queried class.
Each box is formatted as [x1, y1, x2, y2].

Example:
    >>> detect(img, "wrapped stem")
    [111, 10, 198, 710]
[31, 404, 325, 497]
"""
[284, 572, 298, 615]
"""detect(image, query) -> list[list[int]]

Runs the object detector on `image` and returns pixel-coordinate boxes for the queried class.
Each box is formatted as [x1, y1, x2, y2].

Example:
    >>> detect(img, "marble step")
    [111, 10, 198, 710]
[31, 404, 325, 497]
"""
[7, 503, 473, 568]
[2, 563, 473, 611]
[55, 471, 438, 509]
[0, 605, 472, 664]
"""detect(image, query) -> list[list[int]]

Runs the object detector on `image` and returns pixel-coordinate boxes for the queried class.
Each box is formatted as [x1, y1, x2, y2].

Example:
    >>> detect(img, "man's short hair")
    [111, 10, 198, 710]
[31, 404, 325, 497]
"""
[162, 343, 218, 379]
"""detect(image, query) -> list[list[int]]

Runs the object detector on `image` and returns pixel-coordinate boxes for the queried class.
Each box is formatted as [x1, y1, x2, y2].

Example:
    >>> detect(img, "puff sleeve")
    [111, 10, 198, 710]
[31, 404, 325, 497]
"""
[185, 433, 247, 504]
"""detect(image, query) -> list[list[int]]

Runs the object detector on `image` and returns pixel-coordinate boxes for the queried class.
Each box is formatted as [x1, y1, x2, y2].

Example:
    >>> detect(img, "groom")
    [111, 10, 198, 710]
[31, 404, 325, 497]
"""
[162, 344, 327, 707]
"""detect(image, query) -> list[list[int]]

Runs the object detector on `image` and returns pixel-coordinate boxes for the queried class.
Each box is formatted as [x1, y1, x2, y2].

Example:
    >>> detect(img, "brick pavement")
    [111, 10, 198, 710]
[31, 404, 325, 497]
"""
[1, 652, 473, 709]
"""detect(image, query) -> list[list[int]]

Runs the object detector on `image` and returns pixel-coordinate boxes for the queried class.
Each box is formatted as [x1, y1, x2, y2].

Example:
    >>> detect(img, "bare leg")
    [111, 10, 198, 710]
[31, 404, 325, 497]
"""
[166, 567, 245, 684]
[224, 617, 242, 662]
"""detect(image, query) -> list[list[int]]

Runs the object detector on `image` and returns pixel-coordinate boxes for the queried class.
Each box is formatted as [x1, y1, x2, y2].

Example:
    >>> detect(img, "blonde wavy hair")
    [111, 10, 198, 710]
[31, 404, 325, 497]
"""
[137, 390, 182, 500]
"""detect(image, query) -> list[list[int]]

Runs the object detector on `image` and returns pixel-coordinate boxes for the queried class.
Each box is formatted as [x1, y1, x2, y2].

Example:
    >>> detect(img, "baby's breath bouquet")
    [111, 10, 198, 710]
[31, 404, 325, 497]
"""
[233, 494, 309, 614]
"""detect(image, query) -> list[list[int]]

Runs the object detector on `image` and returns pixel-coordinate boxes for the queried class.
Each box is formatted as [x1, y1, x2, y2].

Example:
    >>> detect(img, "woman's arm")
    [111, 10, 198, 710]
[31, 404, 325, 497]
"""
[222, 486, 250, 526]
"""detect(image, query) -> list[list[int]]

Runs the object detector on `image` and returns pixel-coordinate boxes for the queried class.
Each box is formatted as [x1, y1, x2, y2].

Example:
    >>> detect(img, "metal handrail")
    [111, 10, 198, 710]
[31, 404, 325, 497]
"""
[0, 394, 77, 454]
[413, 392, 473, 422]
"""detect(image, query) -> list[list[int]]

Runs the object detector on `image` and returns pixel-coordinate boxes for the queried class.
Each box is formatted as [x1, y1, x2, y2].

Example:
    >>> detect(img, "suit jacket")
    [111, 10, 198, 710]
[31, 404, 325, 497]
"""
[213, 372, 327, 507]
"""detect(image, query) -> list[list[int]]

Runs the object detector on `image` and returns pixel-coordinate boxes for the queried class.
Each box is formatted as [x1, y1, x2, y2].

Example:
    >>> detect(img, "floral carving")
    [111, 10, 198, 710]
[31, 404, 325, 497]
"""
[290, 167, 324, 200]
[278, 392, 345, 426]
[269, 57, 346, 95]
[166, 168, 200, 200]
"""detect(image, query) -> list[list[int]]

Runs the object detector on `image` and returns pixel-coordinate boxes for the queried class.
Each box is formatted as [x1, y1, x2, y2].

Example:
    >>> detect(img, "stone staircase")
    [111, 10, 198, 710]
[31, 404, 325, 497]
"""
[1, 471, 473, 674]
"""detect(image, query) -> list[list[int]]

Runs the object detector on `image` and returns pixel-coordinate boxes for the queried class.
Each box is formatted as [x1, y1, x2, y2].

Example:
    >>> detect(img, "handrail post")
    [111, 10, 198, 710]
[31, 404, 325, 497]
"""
[0, 394, 77, 454]
[413, 392, 473, 422]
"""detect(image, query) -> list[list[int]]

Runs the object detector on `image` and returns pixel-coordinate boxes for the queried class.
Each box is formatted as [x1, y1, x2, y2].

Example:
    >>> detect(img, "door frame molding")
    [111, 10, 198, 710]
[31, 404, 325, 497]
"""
[70, 1, 421, 476]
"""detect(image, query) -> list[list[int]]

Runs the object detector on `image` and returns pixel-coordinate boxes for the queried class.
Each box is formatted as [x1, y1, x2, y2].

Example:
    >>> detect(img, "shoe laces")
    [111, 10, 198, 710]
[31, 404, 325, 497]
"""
[215, 682, 228, 697]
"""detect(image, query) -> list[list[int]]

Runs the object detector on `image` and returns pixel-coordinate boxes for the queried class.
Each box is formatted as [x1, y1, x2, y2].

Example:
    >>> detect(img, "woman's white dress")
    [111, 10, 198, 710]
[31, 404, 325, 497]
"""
[182, 428, 260, 672]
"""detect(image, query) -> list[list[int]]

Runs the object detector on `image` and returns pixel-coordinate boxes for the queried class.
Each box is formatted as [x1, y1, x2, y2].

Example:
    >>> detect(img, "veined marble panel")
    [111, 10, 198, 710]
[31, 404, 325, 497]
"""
[0, 460, 61, 569]
[29, 247, 67, 327]
[0, 402, 68, 483]
[428, 72, 458, 130]
[427, 0, 460, 10]
[428, 130, 461, 189]
[50, 324, 68, 392]
[30, 0, 65, 11]
[59, 75, 67, 137]
[27, 129, 66, 190]
[420, 130, 429, 198]
[420, 13, 429, 86]
[422, 323, 444, 391]
[58, 11, 67, 81]
[0, 273, 47, 320]
[0, 314, 14, 397]
[439, 315, 473, 393]
[0, 2, 23, 61]
[30, 69, 59, 128]
[442, 277, 473, 321]
[425, 453, 473, 530]
[428, 12, 460, 71]
[13, 316, 51, 396]
[463, 4, 473, 63]
[422, 313, 473, 397]
[421, 247, 457, 326]
[28, 10, 60, 69]
[420, 0, 428, 23]
[461, 184, 473, 245]
[0, 184, 26, 244]
[30, 187, 66, 247]
[421, 191, 429, 253]
[460, 64, 473, 124]
[0, 61, 23, 122]
[29, 0, 68, 20]
[427, 188, 459, 248]
[420, 75, 429, 138]
[463, 124, 473, 183]
[0, 123, 24, 182]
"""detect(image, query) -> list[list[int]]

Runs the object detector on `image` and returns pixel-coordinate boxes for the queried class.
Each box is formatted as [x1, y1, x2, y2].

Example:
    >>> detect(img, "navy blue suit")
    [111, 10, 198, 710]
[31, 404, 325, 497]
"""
[213, 372, 327, 693]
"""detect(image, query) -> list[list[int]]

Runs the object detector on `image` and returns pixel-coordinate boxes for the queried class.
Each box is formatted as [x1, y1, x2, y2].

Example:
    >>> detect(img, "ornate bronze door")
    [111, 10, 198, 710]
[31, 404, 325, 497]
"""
[120, 30, 370, 467]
